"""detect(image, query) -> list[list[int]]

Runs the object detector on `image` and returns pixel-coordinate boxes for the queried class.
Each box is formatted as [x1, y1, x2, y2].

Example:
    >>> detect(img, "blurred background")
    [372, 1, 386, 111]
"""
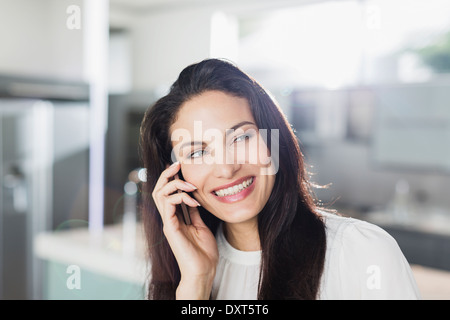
[1, 0, 450, 300]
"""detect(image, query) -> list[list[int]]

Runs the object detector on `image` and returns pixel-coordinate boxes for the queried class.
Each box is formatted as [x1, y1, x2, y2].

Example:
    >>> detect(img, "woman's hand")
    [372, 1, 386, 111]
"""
[152, 162, 219, 299]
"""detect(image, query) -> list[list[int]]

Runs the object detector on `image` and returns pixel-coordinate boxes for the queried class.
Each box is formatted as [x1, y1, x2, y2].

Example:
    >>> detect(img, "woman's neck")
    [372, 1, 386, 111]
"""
[223, 218, 260, 252]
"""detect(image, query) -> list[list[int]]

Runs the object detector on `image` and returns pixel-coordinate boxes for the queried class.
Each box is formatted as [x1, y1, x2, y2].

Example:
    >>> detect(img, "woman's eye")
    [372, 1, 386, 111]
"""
[233, 133, 252, 143]
[189, 149, 206, 158]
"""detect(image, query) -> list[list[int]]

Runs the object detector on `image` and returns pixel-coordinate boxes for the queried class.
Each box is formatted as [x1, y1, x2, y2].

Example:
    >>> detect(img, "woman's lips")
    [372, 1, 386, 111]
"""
[211, 175, 254, 193]
[211, 176, 256, 203]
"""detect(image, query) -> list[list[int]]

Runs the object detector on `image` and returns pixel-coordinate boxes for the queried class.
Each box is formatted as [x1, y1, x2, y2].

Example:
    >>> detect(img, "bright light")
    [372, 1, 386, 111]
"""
[210, 11, 239, 61]
[239, 1, 363, 88]
[83, 0, 109, 234]
[238, 0, 450, 88]
[137, 168, 147, 182]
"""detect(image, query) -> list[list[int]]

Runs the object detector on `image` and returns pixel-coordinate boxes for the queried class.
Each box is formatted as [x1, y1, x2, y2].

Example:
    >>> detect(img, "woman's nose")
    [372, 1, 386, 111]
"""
[212, 161, 241, 179]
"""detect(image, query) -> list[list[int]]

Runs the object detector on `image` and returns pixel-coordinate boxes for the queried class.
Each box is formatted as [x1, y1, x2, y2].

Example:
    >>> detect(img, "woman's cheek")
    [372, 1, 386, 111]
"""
[255, 135, 279, 176]
[235, 136, 261, 165]
[255, 135, 271, 163]
[181, 164, 207, 188]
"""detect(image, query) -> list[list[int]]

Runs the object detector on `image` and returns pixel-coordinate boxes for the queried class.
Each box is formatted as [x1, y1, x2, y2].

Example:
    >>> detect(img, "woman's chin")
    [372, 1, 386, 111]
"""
[213, 208, 258, 225]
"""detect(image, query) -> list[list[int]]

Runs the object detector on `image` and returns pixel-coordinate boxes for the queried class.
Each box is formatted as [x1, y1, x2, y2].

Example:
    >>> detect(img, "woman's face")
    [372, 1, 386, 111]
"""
[169, 90, 276, 225]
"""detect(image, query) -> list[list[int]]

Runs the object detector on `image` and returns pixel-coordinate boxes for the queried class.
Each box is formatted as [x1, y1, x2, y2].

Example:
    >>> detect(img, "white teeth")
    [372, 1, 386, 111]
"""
[214, 177, 253, 197]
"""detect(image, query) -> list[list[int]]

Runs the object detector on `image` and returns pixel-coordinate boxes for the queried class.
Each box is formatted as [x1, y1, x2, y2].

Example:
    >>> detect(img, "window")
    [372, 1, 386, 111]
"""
[237, 0, 450, 88]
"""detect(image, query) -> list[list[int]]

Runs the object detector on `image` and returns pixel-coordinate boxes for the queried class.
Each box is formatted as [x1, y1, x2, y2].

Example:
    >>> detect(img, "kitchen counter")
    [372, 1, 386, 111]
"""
[34, 222, 149, 299]
[33, 214, 450, 299]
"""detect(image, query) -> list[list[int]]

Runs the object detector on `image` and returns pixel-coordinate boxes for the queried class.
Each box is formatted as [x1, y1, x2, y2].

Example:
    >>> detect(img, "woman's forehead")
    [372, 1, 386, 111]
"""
[170, 90, 255, 134]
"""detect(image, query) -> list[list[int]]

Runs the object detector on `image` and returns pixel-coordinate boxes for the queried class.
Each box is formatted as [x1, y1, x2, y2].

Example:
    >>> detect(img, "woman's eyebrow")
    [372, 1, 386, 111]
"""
[178, 121, 256, 149]
[178, 141, 206, 150]
[226, 121, 256, 135]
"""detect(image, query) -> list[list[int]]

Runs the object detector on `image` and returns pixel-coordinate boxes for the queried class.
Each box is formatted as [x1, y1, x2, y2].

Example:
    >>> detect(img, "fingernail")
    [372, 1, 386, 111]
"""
[170, 161, 179, 167]
[185, 182, 197, 189]
[194, 199, 201, 206]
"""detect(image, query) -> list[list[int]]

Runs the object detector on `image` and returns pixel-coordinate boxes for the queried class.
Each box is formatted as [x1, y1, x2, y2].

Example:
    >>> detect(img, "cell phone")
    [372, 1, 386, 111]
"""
[174, 171, 192, 225]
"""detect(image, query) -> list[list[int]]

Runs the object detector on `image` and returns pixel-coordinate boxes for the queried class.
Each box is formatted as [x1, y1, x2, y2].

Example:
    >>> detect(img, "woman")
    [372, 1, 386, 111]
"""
[139, 58, 420, 300]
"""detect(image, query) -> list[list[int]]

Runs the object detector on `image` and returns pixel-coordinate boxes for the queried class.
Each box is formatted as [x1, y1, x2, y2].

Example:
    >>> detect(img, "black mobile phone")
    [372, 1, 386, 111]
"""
[174, 170, 192, 225]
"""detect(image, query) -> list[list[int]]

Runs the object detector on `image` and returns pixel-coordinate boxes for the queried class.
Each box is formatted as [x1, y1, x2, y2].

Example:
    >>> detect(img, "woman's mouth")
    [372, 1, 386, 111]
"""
[211, 176, 256, 203]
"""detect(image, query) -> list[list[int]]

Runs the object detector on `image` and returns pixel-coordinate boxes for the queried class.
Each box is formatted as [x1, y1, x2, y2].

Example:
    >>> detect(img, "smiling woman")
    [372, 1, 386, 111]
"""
[139, 58, 420, 300]
[169, 91, 276, 227]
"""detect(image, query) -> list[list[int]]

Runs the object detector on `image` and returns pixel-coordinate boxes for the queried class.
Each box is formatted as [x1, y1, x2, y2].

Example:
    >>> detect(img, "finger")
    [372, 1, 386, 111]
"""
[153, 162, 181, 194]
[188, 206, 207, 228]
[166, 192, 201, 208]
[159, 179, 197, 197]
[160, 192, 200, 226]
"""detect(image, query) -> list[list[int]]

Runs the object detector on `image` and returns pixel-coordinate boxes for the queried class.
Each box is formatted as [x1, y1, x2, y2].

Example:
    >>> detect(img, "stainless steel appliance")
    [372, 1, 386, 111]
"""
[0, 75, 89, 299]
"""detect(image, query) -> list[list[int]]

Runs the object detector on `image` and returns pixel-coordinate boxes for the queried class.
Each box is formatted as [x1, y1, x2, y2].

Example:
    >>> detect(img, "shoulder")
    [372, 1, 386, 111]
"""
[320, 211, 397, 252]
[318, 211, 421, 299]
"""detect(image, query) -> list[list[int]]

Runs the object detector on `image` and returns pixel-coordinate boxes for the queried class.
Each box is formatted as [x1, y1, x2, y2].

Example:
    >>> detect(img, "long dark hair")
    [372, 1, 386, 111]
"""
[139, 58, 326, 300]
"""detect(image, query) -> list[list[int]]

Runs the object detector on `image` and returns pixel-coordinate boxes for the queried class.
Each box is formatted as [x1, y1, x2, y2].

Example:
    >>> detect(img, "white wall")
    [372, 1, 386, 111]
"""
[108, 31, 132, 93]
[131, 7, 214, 91]
[0, 0, 84, 81]
[110, 0, 316, 92]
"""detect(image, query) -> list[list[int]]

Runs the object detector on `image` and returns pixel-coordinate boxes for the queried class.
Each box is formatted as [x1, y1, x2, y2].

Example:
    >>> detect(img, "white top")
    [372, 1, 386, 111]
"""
[211, 212, 421, 300]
